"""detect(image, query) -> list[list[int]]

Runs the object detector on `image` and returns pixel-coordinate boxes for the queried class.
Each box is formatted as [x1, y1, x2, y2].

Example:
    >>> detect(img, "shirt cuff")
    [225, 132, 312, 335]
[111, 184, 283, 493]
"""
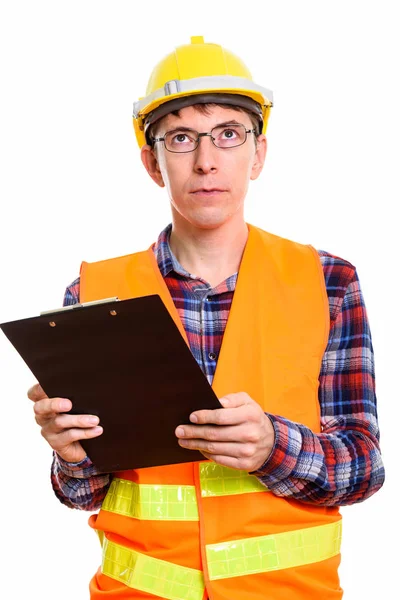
[252, 414, 303, 482]
[54, 452, 101, 478]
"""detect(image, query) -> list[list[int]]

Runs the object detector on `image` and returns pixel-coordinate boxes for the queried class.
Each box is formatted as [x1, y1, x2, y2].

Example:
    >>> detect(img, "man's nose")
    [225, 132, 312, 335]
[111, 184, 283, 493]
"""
[193, 135, 218, 174]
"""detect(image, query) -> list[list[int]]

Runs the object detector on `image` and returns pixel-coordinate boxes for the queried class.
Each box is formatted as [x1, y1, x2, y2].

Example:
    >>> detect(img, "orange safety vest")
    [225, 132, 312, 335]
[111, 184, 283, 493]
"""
[80, 224, 342, 600]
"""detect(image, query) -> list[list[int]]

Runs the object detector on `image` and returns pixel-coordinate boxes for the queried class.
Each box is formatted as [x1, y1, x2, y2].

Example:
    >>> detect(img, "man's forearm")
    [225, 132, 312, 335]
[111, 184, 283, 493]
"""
[253, 413, 384, 506]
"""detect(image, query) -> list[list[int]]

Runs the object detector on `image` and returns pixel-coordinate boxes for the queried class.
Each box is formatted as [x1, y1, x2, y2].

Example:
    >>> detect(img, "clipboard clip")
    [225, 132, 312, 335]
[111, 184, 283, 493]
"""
[40, 297, 120, 316]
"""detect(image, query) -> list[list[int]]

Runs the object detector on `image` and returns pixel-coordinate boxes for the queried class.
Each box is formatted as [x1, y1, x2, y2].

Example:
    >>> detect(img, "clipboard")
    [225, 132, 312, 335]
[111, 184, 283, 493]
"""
[0, 295, 222, 473]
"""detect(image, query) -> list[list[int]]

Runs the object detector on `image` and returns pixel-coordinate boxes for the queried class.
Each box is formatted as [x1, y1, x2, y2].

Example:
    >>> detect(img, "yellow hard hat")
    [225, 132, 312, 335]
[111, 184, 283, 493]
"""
[132, 36, 274, 148]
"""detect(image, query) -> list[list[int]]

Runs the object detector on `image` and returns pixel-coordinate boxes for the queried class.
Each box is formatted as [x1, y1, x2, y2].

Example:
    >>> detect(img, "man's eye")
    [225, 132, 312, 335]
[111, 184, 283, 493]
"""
[175, 133, 189, 143]
[222, 129, 237, 138]
[171, 132, 196, 144]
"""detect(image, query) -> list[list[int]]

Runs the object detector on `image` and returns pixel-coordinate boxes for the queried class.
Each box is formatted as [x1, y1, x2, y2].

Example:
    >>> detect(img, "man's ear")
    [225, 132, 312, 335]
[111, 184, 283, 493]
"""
[250, 135, 267, 181]
[141, 145, 165, 187]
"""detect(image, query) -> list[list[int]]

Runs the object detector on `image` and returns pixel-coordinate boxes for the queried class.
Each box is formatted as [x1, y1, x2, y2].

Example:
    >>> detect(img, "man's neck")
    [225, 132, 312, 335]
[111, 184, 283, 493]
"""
[169, 217, 249, 288]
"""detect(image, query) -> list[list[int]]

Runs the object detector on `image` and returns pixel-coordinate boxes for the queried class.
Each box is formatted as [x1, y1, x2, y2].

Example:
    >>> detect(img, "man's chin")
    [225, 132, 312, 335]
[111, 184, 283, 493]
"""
[186, 214, 233, 231]
[172, 204, 242, 231]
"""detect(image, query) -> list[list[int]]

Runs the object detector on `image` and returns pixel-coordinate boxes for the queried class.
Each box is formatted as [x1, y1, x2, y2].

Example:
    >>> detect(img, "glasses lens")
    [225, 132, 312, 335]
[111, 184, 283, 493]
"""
[212, 124, 247, 148]
[164, 129, 198, 153]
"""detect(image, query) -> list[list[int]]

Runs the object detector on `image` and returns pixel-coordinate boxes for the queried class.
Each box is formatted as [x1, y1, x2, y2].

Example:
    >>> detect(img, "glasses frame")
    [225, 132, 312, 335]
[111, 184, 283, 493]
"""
[151, 123, 256, 153]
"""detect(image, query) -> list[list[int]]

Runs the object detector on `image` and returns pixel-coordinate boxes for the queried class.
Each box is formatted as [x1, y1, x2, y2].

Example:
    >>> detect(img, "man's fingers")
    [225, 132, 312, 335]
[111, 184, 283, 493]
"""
[51, 413, 100, 433]
[33, 397, 72, 419]
[219, 393, 254, 408]
[178, 438, 251, 459]
[189, 393, 256, 425]
[189, 408, 234, 426]
[42, 426, 103, 463]
[45, 425, 103, 448]
[176, 423, 253, 443]
[189, 405, 252, 426]
[27, 382, 48, 401]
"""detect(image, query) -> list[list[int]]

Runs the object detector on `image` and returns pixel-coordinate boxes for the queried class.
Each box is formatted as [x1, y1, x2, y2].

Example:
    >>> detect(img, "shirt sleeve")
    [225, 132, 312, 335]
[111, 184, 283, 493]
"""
[253, 255, 385, 506]
[51, 277, 112, 511]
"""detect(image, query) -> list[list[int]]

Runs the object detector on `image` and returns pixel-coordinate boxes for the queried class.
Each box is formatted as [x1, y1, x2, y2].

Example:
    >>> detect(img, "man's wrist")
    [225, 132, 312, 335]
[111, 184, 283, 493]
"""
[251, 414, 302, 481]
[54, 452, 100, 478]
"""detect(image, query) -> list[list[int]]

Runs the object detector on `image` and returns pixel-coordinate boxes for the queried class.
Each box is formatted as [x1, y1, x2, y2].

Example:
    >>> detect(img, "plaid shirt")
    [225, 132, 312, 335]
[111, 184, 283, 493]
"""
[52, 224, 384, 510]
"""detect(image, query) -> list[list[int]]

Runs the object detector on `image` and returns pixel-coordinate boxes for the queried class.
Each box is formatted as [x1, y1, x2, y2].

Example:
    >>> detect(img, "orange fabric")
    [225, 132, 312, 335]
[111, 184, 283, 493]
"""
[81, 224, 342, 600]
[116, 462, 196, 485]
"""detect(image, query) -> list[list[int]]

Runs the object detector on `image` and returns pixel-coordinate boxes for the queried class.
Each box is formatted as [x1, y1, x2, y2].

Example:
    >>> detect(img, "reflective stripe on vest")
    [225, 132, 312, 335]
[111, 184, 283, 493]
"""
[199, 464, 268, 497]
[101, 521, 341, 595]
[102, 477, 199, 521]
[206, 521, 342, 580]
[102, 538, 205, 600]
[102, 468, 268, 521]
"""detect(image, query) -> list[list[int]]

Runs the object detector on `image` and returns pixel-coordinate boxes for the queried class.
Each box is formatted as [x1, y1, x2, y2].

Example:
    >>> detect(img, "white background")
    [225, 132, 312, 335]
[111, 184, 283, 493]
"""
[0, 1, 398, 598]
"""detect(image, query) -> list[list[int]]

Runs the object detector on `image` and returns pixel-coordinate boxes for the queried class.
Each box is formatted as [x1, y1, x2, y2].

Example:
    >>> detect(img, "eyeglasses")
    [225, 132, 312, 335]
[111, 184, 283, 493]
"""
[151, 123, 256, 153]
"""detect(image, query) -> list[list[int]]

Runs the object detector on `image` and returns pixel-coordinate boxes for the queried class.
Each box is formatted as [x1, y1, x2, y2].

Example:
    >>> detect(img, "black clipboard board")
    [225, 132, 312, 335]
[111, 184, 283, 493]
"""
[0, 295, 222, 473]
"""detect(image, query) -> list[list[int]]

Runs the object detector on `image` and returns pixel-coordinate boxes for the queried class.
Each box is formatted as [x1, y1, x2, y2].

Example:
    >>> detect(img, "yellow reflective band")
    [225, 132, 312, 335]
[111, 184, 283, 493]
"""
[200, 463, 269, 497]
[102, 478, 199, 521]
[206, 521, 342, 580]
[102, 539, 205, 600]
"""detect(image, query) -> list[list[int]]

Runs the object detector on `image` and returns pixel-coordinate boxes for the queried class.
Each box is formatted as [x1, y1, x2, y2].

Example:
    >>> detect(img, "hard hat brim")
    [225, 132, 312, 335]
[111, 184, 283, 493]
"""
[144, 93, 265, 138]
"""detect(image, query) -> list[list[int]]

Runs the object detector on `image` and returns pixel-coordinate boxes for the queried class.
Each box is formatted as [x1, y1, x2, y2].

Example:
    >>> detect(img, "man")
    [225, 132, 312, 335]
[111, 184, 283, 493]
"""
[28, 36, 384, 600]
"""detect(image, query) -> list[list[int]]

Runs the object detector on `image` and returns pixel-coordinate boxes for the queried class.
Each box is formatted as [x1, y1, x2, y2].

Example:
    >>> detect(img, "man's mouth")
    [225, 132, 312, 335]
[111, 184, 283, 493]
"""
[191, 188, 226, 195]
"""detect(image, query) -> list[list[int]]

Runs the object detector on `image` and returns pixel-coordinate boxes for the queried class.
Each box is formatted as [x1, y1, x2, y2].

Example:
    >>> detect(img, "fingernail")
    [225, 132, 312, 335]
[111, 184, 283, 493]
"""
[60, 399, 70, 410]
[176, 427, 185, 437]
[190, 414, 198, 423]
[86, 416, 99, 425]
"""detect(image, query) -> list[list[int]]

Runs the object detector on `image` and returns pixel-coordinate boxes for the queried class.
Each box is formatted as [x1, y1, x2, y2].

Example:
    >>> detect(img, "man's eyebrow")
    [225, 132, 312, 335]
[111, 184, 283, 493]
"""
[214, 120, 243, 127]
[161, 126, 197, 135]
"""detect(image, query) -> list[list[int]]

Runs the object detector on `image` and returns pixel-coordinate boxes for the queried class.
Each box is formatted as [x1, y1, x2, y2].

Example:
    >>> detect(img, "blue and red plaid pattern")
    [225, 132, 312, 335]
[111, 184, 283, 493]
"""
[52, 224, 384, 509]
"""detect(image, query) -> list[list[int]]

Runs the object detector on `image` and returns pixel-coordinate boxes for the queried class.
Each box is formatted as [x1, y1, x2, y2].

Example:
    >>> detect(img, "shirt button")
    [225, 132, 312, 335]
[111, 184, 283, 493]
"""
[208, 352, 217, 360]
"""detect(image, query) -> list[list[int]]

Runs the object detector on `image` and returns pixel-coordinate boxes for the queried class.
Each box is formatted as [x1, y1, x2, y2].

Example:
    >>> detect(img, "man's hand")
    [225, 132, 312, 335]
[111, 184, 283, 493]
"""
[28, 383, 103, 464]
[175, 392, 275, 471]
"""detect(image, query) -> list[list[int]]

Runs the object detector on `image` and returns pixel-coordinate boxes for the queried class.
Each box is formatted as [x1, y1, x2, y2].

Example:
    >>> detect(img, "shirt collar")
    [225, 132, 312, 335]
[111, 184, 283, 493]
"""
[153, 223, 192, 278]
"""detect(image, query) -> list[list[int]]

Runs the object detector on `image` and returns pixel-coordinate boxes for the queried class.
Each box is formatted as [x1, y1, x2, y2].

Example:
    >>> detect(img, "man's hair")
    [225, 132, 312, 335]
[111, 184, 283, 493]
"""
[146, 103, 261, 148]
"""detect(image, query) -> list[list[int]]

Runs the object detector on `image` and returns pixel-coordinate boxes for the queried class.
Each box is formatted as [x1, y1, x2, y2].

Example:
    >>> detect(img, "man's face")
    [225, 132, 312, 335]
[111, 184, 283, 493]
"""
[142, 104, 266, 230]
